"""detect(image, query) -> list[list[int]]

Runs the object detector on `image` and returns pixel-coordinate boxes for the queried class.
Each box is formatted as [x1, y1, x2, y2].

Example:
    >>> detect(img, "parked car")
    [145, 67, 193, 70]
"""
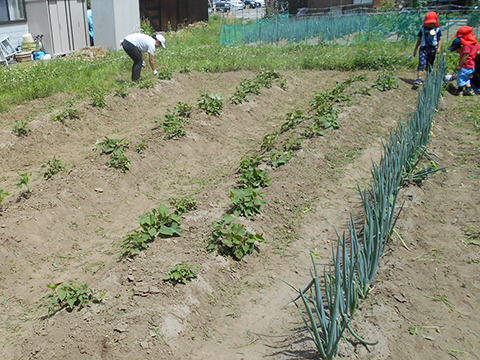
[229, 0, 245, 10]
[209, 1, 233, 12]
[244, 0, 261, 8]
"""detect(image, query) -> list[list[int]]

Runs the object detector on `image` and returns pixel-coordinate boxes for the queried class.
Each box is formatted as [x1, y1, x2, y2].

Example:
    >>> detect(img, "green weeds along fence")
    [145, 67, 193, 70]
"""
[291, 57, 446, 358]
[220, 10, 480, 45]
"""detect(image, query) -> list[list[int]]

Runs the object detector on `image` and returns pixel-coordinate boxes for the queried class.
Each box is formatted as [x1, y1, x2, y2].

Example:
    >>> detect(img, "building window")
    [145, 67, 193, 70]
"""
[0, 0, 26, 23]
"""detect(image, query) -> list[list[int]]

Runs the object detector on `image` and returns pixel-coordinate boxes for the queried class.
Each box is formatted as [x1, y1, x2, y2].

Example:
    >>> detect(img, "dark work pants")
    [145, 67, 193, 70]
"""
[122, 40, 143, 82]
[417, 47, 437, 72]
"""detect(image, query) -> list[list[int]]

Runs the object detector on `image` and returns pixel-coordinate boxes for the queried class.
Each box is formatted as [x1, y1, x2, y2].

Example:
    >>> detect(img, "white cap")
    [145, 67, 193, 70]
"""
[155, 34, 166, 49]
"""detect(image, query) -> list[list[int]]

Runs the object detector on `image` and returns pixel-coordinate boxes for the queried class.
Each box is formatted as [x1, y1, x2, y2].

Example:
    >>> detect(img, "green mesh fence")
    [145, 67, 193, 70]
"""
[219, 10, 480, 45]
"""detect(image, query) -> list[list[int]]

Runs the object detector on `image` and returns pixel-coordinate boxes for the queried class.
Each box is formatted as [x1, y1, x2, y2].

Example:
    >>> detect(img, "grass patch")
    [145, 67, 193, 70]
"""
[0, 16, 416, 114]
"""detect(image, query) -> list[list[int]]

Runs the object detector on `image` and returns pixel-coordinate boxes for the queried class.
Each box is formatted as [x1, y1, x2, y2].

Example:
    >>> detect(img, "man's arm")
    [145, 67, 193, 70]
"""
[149, 53, 157, 75]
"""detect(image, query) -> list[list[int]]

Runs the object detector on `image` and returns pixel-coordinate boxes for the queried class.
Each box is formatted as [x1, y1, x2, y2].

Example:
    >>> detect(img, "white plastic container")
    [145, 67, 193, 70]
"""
[22, 33, 34, 43]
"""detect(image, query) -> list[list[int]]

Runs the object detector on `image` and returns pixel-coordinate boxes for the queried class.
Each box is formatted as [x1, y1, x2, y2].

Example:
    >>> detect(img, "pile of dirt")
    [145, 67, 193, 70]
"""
[0, 70, 478, 360]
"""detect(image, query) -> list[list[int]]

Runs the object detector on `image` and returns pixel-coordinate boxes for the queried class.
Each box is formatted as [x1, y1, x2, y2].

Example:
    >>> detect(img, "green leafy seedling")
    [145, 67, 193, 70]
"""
[159, 111, 187, 139]
[42, 157, 67, 179]
[12, 120, 30, 137]
[0, 189, 9, 208]
[90, 89, 107, 108]
[107, 153, 130, 172]
[230, 187, 266, 217]
[198, 93, 223, 116]
[174, 102, 193, 118]
[17, 172, 32, 193]
[170, 196, 198, 215]
[119, 230, 152, 258]
[372, 70, 399, 91]
[138, 204, 182, 238]
[134, 140, 149, 154]
[43, 281, 104, 317]
[164, 262, 199, 284]
[268, 150, 293, 168]
[205, 214, 264, 260]
[51, 107, 79, 123]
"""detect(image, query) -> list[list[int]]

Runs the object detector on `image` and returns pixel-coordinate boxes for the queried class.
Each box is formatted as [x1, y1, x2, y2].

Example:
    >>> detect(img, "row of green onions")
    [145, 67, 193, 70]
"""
[289, 56, 446, 359]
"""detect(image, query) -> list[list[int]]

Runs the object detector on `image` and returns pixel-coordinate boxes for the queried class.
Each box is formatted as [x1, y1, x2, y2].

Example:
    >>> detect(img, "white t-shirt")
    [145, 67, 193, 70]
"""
[124, 33, 156, 55]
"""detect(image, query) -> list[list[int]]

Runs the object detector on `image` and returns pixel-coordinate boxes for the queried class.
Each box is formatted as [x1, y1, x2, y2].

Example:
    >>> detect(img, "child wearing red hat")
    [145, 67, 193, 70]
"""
[448, 26, 479, 96]
[413, 11, 442, 85]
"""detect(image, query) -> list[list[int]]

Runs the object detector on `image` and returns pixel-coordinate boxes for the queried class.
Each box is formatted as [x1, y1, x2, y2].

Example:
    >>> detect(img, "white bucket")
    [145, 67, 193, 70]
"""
[23, 33, 34, 43]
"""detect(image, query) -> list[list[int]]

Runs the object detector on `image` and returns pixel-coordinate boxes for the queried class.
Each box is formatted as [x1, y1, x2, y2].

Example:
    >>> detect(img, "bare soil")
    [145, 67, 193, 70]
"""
[0, 69, 479, 360]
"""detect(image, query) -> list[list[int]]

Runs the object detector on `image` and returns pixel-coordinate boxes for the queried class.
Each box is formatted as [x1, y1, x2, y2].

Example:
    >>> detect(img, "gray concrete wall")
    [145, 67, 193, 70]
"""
[92, 0, 140, 51]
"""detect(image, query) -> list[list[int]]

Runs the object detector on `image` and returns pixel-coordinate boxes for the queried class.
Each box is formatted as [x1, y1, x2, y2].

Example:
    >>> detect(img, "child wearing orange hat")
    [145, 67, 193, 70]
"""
[413, 11, 442, 85]
[448, 26, 479, 96]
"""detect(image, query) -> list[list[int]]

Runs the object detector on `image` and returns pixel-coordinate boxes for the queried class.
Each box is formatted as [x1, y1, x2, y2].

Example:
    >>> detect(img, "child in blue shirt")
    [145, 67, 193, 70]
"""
[413, 11, 442, 85]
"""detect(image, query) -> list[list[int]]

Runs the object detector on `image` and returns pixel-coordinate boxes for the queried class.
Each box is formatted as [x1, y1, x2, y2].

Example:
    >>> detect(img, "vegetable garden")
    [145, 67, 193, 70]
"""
[0, 14, 479, 360]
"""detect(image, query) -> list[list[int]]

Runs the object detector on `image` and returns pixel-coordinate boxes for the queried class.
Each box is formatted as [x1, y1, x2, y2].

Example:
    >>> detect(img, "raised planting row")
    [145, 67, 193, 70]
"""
[0, 69, 402, 322]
